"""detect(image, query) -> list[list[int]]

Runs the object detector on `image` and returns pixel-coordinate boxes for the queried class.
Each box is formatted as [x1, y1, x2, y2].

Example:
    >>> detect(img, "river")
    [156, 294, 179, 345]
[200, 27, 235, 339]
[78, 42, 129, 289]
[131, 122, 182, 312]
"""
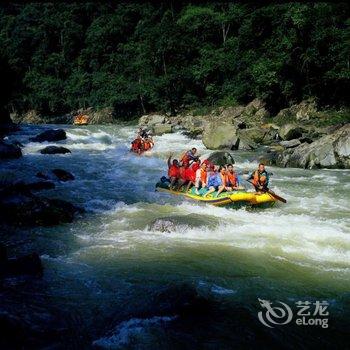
[1, 124, 349, 349]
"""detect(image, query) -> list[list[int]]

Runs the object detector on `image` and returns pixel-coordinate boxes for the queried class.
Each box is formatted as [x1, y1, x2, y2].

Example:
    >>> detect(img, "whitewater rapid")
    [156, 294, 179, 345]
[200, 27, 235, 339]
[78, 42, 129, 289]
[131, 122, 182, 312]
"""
[2, 123, 350, 348]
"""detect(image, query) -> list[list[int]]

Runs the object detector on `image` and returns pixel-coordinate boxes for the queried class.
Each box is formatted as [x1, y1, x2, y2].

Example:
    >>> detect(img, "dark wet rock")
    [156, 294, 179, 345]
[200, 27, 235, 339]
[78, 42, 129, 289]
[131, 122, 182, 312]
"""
[52, 168, 75, 181]
[12, 140, 24, 148]
[280, 139, 301, 148]
[40, 146, 71, 154]
[0, 181, 54, 196]
[206, 151, 235, 165]
[0, 305, 71, 349]
[0, 251, 43, 278]
[150, 214, 217, 233]
[0, 192, 83, 226]
[279, 124, 305, 141]
[26, 181, 55, 191]
[0, 141, 22, 159]
[29, 129, 66, 142]
[36, 172, 50, 180]
[150, 218, 177, 233]
[153, 284, 215, 319]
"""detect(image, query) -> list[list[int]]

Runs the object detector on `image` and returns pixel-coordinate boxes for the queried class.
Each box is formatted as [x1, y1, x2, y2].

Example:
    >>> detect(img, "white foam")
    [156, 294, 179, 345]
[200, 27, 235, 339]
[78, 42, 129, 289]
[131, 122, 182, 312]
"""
[92, 315, 177, 349]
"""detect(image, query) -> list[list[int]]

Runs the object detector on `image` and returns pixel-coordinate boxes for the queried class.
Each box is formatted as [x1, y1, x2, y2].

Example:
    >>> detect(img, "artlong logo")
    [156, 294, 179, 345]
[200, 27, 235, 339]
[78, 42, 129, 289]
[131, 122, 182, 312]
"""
[258, 299, 293, 328]
[257, 299, 329, 329]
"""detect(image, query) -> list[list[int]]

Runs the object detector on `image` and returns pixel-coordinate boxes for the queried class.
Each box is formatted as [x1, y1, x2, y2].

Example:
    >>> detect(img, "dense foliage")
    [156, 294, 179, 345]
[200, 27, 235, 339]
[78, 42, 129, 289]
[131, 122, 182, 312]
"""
[1, 2, 349, 118]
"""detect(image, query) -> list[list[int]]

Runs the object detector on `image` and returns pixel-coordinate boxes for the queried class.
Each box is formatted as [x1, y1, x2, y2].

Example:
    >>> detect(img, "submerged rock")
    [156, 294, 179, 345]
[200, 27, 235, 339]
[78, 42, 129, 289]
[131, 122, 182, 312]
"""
[40, 146, 71, 154]
[0, 193, 83, 226]
[0, 141, 22, 159]
[150, 214, 217, 233]
[29, 129, 66, 142]
[0, 180, 55, 194]
[26, 181, 55, 191]
[0, 249, 43, 278]
[52, 168, 74, 181]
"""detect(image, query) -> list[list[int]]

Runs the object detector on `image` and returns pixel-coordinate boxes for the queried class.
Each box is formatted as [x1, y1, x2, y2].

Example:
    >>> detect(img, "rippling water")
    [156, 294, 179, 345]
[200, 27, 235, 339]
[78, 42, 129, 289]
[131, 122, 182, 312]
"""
[1, 124, 349, 348]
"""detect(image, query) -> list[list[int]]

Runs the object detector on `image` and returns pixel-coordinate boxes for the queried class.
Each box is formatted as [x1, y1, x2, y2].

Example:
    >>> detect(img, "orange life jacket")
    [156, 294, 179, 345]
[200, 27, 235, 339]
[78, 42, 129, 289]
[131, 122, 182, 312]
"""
[168, 165, 180, 178]
[252, 170, 267, 186]
[220, 172, 226, 186]
[200, 168, 207, 184]
[143, 141, 151, 151]
[225, 172, 237, 187]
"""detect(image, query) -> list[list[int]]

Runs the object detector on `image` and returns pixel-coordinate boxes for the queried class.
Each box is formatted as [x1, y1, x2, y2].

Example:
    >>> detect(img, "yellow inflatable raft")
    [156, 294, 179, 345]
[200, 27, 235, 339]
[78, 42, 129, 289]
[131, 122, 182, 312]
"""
[155, 181, 276, 208]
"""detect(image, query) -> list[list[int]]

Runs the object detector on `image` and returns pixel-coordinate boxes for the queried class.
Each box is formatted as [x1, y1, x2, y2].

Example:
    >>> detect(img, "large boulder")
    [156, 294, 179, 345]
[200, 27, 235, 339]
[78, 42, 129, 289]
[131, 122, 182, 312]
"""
[219, 106, 245, 120]
[237, 127, 268, 144]
[40, 146, 71, 154]
[29, 129, 66, 142]
[152, 123, 173, 135]
[280, 139, 301, 148]
[278, 124, 350, 169]
[87, 107, 114, 124]
[0, 141, 22, 159]
[11, 109, 42, 124]
[205, 151, 235, 165]
[180, 115, 211, 138]
[202, 122, 238, 150]
[139, 114, 167, 127]
[275, 100, 318, 124]
[0, 193, 83, 226]
[52, 169, 74, 181]
[278, 124, 305, 141]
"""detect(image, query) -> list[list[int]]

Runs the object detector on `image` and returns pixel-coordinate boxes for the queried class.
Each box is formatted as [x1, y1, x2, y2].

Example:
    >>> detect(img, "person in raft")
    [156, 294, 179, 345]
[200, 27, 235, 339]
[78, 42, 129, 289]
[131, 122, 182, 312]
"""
[204, 165, 226, 197]
[225, 164, 240, 191]
[181, 147, 199, 166]
[194, 162, 208, 195]
[137, 127, 149, 139]
[167, 154, 180, 189]
[249, 163, 269, 193]
[143, 135, 154, 151]
[131, 135, 143, 154]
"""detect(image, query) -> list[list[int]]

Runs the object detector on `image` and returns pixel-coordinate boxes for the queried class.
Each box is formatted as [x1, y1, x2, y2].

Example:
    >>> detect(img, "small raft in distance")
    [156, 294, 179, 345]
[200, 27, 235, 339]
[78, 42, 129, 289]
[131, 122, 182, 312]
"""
[155, 181, 277, 208]
[73, 114, 89, 125]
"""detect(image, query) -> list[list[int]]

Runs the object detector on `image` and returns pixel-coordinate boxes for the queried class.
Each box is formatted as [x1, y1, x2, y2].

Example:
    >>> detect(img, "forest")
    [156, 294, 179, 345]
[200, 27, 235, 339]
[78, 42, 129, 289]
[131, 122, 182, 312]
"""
[0, 2, 349, 119]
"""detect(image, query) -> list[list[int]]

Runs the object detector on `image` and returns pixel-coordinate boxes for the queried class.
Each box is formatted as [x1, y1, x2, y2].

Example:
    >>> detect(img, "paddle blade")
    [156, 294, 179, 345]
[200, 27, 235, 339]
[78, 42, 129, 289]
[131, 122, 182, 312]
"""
[268, 190, 287, 203]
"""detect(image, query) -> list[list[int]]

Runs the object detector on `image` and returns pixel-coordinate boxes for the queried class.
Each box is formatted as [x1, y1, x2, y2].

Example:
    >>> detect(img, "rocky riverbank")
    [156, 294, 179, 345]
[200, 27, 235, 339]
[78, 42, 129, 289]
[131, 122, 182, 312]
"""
[138, 100, 350, 169]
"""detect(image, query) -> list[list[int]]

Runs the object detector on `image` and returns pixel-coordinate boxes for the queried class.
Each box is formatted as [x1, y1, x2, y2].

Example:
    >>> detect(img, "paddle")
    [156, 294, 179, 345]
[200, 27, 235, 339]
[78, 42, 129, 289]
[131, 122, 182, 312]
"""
[247, 180, 287, 203]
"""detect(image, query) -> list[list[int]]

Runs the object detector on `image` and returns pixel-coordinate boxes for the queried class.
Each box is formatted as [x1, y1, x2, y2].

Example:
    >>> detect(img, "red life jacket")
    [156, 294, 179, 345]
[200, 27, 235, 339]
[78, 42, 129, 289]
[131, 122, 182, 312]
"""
[131, 139, 141, 151]
[185, 167, 195, 182]
[179, 166, 187, 180]
[168, 165, 180, 178]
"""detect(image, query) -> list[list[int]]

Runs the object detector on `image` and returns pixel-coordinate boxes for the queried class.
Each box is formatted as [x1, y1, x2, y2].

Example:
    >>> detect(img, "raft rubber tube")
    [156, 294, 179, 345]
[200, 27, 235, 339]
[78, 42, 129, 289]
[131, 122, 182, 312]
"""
[155, 181, 276, 208]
